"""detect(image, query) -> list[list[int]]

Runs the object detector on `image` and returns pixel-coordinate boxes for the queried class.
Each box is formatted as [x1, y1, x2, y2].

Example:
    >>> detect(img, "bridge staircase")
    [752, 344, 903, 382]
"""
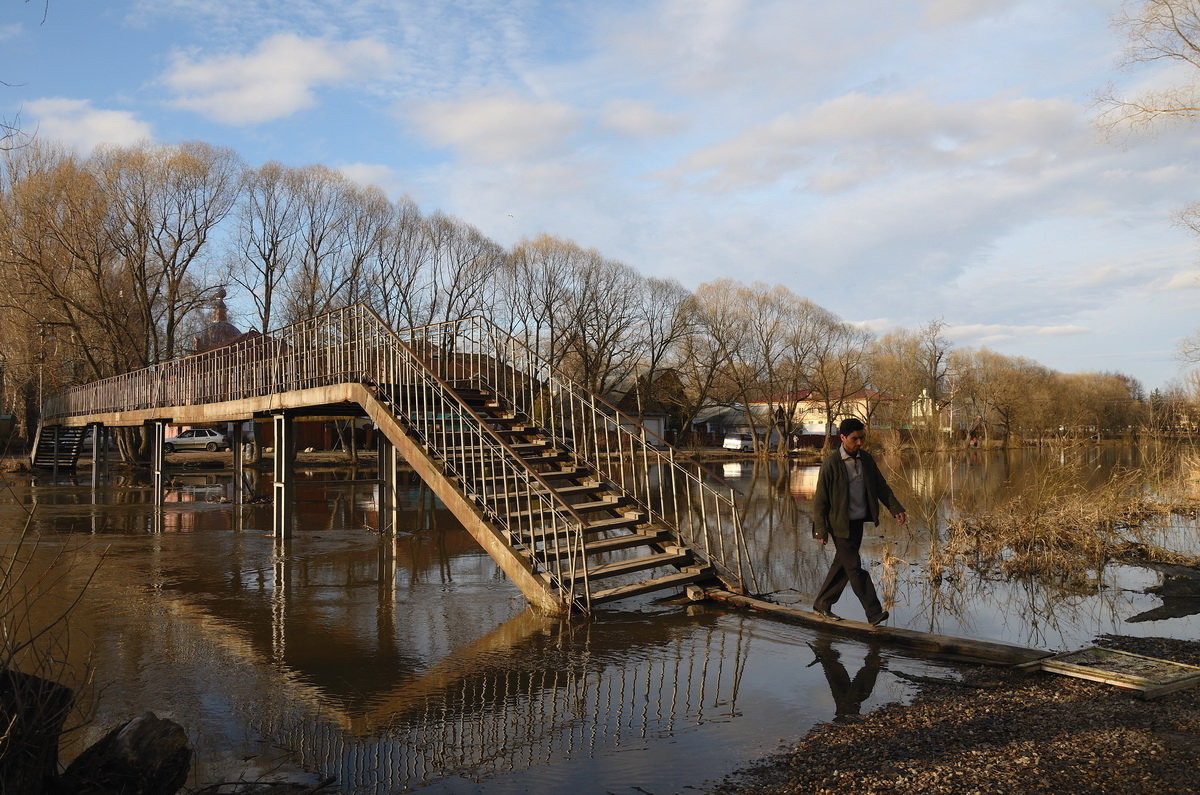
[29, 424, 87, 470]
[432, 381, 714, 606]
[37, 306, 756, 614]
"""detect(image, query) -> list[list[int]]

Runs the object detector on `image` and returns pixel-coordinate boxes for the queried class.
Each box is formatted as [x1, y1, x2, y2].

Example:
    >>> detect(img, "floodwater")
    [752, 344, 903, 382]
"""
[2, 445, 1198, 792]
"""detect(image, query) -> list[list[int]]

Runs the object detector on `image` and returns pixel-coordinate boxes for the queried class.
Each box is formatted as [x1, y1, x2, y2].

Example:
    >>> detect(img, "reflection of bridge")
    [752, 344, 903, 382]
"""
[35, 306, 752, 614]
[244, 610, 750, 792]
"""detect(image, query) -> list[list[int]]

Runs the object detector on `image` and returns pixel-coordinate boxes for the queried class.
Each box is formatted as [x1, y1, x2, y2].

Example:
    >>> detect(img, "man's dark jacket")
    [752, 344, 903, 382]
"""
[811, 447, 905, 540]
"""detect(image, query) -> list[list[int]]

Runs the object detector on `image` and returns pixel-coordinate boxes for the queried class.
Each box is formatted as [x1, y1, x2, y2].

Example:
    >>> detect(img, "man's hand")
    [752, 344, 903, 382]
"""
[894, 511, 908, 525]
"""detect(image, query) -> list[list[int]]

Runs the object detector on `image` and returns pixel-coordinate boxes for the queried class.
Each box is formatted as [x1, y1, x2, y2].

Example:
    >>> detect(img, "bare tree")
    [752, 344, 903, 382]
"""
[503, 235, 591, 371]
[368, 196, 431, 329]
[95, 141, 242, 361]
[1101, 1, 1200, 367]
[806, 315, 873, 451]
[558, 255, 643, 396]
[627, 276, 694, 422]
[1099, 0, 1200, 131]
[226, 161, 302, 333]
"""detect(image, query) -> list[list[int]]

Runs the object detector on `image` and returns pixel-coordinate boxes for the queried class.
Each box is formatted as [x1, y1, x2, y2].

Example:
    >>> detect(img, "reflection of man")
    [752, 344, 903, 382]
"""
[811, 417, 906, 625]
[808, 636, 883, 721]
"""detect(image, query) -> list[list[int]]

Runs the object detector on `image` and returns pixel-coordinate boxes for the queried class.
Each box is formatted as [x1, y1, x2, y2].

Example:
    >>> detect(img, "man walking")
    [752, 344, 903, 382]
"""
[811, 417, 906, 625]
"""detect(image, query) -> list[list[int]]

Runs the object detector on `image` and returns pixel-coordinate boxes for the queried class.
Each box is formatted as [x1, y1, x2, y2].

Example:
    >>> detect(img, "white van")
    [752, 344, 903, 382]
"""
[722, 432, 754, 452]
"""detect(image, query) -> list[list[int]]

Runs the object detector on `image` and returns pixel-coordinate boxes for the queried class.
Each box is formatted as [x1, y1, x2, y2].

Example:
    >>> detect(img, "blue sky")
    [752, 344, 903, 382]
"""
[3, 0, 1199, 391]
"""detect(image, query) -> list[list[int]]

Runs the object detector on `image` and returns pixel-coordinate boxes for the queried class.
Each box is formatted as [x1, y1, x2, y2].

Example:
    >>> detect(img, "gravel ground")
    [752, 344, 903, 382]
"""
[709, 636, 1200, 794]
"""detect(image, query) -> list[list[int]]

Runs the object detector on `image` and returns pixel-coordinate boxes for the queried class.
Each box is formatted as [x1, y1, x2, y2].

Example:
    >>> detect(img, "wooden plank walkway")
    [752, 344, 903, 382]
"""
[704, 589, 1051, 666]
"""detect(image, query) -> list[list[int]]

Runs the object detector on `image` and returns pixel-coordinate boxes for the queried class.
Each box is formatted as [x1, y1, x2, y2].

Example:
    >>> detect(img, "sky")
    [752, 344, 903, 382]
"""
[2, 0, 1200, 391]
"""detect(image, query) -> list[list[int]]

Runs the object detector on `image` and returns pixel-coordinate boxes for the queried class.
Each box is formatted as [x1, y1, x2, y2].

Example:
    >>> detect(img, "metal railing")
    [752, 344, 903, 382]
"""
[392, 316, 756, 593]
[42, 305, 755, 606]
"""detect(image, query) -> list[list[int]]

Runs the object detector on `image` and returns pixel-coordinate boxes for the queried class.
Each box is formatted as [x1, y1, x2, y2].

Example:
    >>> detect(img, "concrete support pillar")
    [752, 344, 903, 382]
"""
[273, 413, 294, 539]
[150, 420, 167, 508]
[377, 432, 399, 534]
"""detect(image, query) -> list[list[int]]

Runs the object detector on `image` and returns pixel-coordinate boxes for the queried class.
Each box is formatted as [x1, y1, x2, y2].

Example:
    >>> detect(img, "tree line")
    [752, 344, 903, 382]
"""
[0, 140, 1192, 452]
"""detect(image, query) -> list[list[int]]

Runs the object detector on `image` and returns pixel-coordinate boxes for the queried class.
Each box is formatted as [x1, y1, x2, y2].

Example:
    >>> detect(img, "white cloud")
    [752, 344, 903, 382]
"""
[600, 99, 685, 139]
[1164, 271, 1200, 290]
[950, 323, 1091, 345]
[662, 91, 1082, 192]
[921, 0, 1018, 27]
[25, 98, 152, 153]
[163, 33, 392, 125]
[338, 162, 405, 195]
[408, 93, 580, 162]
[0, 23, 22, 40]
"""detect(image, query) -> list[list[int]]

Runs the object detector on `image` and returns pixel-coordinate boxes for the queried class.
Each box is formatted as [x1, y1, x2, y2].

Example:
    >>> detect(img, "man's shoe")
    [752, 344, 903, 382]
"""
[868, 610, 890, 626]
[814, 607, 842, 621]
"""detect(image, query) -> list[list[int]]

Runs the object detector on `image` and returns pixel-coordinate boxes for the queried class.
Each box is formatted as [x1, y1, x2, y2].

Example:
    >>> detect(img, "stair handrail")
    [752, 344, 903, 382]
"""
[369, 322, 596, 612]
[389, 316, 756, 594]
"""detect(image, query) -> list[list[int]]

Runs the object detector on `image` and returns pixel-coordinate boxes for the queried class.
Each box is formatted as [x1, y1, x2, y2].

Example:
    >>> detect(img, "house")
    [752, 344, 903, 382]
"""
[744, 389, 895, 448]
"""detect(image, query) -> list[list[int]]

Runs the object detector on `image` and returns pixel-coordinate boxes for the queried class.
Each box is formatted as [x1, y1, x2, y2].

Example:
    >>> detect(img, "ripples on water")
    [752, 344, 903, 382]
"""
[2, 446, 1197, 791]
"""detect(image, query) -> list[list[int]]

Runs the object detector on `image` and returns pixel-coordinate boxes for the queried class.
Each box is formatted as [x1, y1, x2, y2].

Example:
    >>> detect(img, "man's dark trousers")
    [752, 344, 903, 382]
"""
[814, 519, 883, 619]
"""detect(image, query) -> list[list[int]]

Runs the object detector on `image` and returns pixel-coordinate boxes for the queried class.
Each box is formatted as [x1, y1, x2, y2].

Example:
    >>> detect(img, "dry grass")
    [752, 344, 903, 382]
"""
[938, 461, 1200, 586]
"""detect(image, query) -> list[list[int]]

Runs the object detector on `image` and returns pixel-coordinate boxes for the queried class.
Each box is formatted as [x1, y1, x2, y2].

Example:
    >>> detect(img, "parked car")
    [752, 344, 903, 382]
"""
[164, 427, 229, 453]
[722, 432, 754, 452]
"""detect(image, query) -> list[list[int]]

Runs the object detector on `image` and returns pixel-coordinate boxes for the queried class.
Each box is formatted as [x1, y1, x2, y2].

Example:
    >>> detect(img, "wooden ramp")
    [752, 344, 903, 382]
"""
[705, 589, 1050, 666]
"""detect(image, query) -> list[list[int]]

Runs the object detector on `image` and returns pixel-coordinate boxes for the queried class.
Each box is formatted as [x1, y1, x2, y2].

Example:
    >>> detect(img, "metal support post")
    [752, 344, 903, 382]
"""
[89, 423, 103, 493]
[377, 432, 399, 534]
[273, 413, 294, 538]
[231, 421, 244, 506]
[150, 420, 167, 508]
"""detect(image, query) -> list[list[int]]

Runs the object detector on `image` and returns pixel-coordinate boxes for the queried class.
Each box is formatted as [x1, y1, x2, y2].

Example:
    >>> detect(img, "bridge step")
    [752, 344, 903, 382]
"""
[589, 566, 714, 606]
[484, 483, 605, 502]
[503, 497, 633, 521]
[441, 441, 549, 454]
[442, 449, 572, 467]
[469, 466, 592, 484]
[538, 529, 671, 561]
[573, 550, 692, 582]
[512, 514, 645, 541]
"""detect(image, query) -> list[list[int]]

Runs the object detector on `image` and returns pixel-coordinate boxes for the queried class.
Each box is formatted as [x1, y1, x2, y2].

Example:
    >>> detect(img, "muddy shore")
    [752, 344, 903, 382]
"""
[709, 635, 1200, 794]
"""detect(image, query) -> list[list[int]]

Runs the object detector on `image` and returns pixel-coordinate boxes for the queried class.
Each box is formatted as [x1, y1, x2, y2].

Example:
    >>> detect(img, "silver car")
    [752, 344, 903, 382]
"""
[164, 427, 229, 453]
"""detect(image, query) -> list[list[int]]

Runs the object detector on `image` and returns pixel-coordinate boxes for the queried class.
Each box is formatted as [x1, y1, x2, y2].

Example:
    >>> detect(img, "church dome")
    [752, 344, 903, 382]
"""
[192, 287, 246, 353]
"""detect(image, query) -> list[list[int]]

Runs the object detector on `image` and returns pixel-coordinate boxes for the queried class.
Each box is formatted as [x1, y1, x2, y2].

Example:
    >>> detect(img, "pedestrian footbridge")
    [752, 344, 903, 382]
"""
[35, 306, 754, 615]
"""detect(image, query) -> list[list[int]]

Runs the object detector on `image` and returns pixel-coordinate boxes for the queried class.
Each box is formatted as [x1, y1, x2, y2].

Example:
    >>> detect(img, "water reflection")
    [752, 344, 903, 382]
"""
[3, 464, 960, 792]
[6, 447, 1199, 790]
[806, 635, 883, 722]
[240, 611, 750, 791]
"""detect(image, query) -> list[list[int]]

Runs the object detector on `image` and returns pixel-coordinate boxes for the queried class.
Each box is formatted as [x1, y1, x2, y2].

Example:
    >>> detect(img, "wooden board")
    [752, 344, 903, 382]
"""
[703, 589, 1050, 666]
[1037, 646, 1200, 699]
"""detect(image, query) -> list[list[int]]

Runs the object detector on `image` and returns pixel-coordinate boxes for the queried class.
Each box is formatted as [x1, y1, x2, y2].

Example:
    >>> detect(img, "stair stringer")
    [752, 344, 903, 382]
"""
[350, 384, 574, 617]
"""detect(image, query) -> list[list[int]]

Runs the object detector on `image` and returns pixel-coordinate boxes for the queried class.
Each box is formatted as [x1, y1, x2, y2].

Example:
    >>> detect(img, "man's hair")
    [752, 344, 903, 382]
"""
[837, 417, 865, 436]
